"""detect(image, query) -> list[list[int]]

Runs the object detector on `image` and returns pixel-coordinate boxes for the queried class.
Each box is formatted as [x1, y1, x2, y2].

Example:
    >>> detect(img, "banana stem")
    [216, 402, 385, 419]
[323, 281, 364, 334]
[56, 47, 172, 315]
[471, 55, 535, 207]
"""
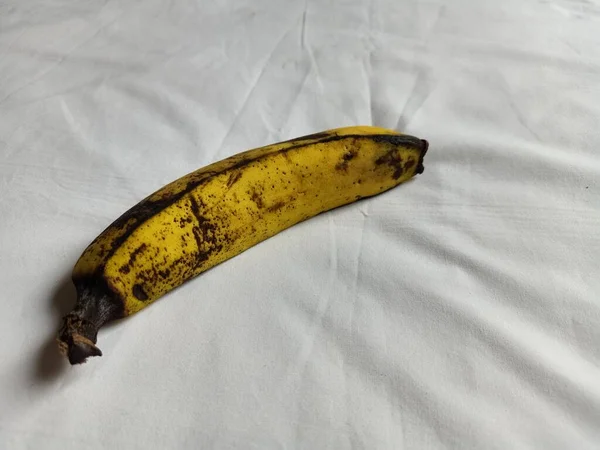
[57, 280, 123, 364]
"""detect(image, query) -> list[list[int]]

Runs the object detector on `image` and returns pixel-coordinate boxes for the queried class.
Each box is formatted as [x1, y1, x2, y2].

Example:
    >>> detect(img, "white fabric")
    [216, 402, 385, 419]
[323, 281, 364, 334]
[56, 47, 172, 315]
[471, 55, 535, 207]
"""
[1, 0, 600, 448]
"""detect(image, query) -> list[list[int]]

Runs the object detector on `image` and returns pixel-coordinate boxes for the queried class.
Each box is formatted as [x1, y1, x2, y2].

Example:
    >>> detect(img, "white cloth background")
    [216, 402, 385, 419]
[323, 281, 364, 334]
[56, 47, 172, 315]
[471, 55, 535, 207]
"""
[1, 0, 599, 448]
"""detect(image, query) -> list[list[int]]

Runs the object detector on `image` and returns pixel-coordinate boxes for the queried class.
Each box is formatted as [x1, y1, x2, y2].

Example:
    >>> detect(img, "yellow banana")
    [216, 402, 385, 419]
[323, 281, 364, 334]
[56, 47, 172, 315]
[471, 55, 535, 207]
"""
[58, 125, 428, 364]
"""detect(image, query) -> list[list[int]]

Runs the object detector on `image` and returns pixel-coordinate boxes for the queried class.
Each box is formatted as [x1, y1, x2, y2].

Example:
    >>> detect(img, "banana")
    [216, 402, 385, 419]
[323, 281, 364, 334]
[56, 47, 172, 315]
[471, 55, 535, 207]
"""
[58, 126, 428, 364]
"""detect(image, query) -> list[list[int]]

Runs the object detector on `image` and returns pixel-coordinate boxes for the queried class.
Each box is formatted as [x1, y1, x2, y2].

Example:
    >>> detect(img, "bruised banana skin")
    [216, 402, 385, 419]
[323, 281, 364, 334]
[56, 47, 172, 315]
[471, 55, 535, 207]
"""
[58, 125, 428, 364]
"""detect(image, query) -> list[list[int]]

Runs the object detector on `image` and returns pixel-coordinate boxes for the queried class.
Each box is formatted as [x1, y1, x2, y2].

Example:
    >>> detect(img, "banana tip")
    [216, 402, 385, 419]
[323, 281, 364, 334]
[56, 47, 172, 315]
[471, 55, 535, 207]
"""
[65, 338, 103, 365]
[417, 139, 428, 174]
[57, 332, 103, 365]
[57, 312, 103, 365]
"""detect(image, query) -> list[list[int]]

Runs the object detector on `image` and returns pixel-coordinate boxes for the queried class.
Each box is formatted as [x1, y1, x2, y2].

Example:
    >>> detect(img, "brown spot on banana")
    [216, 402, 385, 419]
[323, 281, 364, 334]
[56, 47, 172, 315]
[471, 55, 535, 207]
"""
[250, 188, 264, 209]
[189, 194, 223, 267]
[132, 284, 148, 301]
[375, 149, 404, 180]
[227, 170, 242, 188]
[119, 243, 148, 275]
[267, 201, 286, 212]
[335, 148, 358, 172]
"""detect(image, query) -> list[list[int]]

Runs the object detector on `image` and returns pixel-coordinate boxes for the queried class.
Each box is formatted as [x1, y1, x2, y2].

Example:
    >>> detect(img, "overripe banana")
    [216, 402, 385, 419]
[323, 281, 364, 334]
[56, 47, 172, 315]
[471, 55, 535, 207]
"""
[58, 126, 428, 364]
